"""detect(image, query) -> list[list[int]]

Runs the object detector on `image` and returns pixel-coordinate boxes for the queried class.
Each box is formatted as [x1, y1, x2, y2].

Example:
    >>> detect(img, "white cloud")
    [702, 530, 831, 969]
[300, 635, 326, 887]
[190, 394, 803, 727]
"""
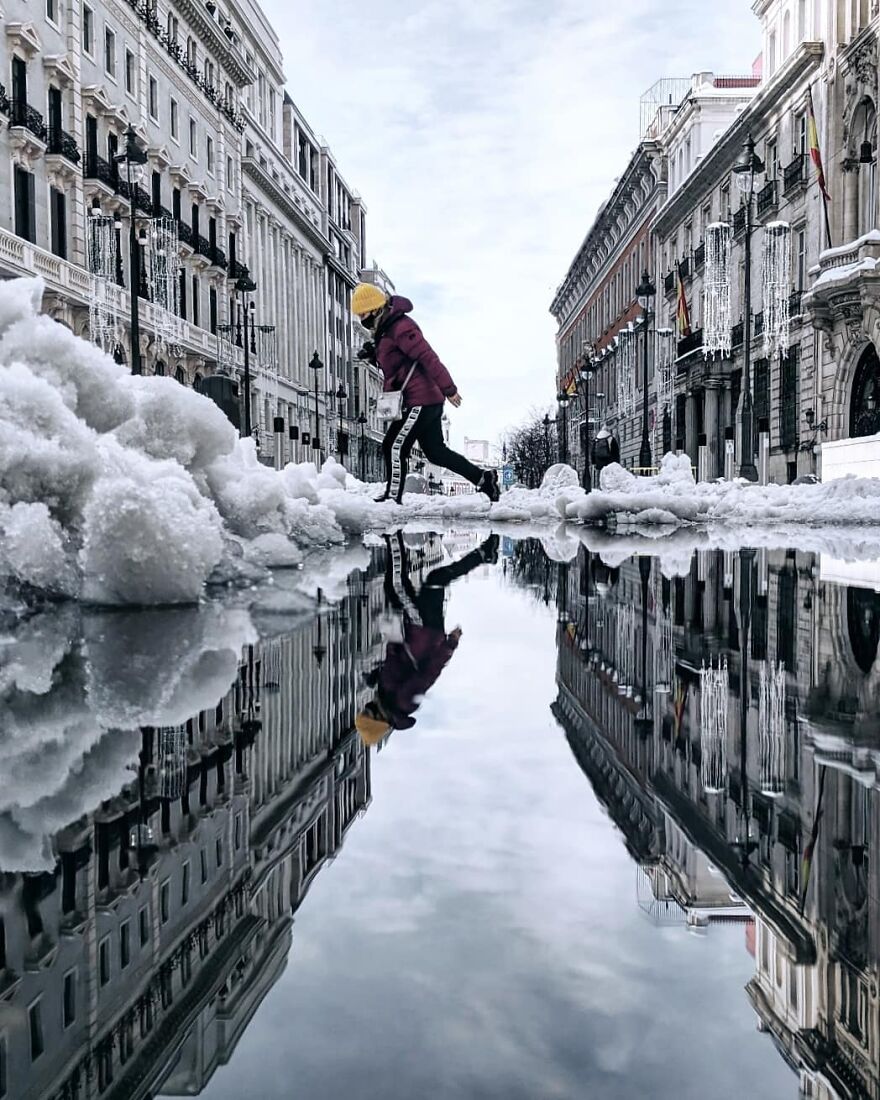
[263, 0, 760, 447]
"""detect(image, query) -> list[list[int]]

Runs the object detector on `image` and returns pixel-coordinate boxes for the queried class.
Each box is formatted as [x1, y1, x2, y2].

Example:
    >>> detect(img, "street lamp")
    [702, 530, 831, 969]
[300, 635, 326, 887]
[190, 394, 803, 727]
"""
[732, 134, 765, 482]
[356, 412, 368, 480]
[556, 391, 571, 464]
[636, 270, 656, 472]
[542, 411, 557, 469]
[333, 382, 348, 460]
[112, 127, 148, 374]
[235, 272, 257, 436]
[309, 351, 323, 454]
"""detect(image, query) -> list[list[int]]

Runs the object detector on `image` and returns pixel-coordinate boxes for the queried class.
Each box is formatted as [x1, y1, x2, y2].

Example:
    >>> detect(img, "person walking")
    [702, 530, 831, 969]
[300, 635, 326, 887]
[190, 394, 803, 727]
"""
[351, 284, 500, 503]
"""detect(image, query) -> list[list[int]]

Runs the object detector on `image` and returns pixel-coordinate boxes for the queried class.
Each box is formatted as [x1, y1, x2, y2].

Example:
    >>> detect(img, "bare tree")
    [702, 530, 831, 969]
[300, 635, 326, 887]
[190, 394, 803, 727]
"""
[502, 409, 556, 489]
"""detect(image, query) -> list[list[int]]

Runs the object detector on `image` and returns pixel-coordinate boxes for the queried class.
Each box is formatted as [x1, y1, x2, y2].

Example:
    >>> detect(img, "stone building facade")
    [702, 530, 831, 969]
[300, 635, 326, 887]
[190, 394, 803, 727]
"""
[0, 0, 380, 472]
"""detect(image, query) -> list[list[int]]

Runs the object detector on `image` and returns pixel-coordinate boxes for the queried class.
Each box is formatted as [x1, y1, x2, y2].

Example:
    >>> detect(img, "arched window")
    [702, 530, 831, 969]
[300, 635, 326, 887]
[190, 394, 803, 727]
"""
[768, 31, 777, 76]
[852, 98, 878, 235]
[167, 13, 178, 43]
[797, 0, 806, 38]
[782, 11, 791, 57]
[175, 366, 185, 384]
[847, 585, 880, 673]
[850, 343, 880, 438]
[186, 36, 196, 67]
[155, 360, 166, 376]
[193, 372, 203, 392]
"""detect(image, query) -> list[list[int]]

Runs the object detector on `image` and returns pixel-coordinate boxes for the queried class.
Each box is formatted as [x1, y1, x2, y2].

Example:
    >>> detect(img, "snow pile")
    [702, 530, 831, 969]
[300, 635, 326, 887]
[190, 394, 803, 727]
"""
[563, 453, 880, 529]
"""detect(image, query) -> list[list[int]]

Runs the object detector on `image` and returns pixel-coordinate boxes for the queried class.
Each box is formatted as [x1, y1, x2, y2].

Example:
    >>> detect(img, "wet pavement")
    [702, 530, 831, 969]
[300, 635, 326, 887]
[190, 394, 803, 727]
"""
[0, 531, 877, 1099]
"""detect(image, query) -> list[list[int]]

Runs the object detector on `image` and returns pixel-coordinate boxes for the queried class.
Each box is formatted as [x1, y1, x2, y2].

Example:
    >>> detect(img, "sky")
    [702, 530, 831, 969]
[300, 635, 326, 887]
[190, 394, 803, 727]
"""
[263, 0, 760, 449]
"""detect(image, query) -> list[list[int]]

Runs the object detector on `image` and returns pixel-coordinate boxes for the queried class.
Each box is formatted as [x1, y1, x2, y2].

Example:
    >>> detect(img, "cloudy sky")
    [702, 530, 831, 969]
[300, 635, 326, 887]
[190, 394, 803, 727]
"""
[264, 0, 760, 448]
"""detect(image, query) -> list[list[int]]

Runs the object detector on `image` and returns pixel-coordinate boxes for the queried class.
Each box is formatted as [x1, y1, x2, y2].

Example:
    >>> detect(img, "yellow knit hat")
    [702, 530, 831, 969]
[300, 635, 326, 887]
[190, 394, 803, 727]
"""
[356, 711, 391, 746]
[351, 283, 388, 317]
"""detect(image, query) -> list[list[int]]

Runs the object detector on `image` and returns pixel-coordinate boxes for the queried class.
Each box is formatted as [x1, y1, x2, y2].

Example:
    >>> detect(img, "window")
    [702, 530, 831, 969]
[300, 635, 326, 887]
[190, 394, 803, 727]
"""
[797, 0, 806, 39]
[186, 36, 197, 67]
[226, 155, 234, 193]
[98, 937, 110, 986]
[189, 117, 197, 157]
[781, 347, 800, 451]
[125, 48, 135, 95]
[766, 138, 778, 180]
[120, 921, 130, 968]
[50, 188, 67, 259]
[768, 31, 777, 77]
[167, 12, 178, 42]
[209, 286, 218, 334]
[720, 182, 731, 223]
[795, 113, 807, 156]
[46, 0, 59, 24]
[181, 861, 190, 907]
[170, 97, 179, 141]
[104, 27, 117, 78]
[0, 1034, 6, 1097]
[191, 275, 200, 326]
[151, 169, 161, 212]
[160, 880, 170, 924]
[796, 227, 807, 290]
[28, 1001, 43, 1061]
[14, 168, 36, 244]
[234, 812, 242, 850]
[139, 906, 150, 946]
[82, 5, 94, 54]
[179, 270, 187, 319]
[63, 971, 76, 1028]
[206, 135, 214, 174]
[200, 847, 208, 884]
[148, 76, 158, 120]
[215, 836, 223, 868]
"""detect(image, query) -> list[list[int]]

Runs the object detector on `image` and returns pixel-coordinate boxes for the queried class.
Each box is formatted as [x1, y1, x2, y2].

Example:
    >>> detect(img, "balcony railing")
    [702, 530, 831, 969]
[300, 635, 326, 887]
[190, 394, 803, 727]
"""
[788, 289, 802, 317]
[756, 179, 778, 218]
[677, 327, 704, 360]
[84, 154, 115, 187]
[664, 270, 675, 295]
[679, 256, 690, 280]
[731, 320, 744, 347]
[9, 100, 47, 142]
[229, 258, 248, 281]
[754, 311, 765, 336]
[176, 220, 194, 247]
[783, 154, 805, 194]
[195, 233, 213, 259]
[46, 127, 80, 163]
[693, 242, 705, 270]
[209, 244, 228, 269]
[0, 84, 11, 115]
[733, 206, 747, 237]
[133, 185, 154, 214]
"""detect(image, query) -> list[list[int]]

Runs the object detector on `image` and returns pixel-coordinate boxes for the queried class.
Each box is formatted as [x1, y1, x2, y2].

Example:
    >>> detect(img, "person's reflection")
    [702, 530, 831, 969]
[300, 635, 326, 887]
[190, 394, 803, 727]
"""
[356, 531, 498, 745]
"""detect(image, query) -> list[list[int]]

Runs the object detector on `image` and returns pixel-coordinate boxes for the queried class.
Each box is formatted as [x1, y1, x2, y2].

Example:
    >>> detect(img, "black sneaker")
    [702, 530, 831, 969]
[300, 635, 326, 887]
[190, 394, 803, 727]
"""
[479, 470, 500, 503]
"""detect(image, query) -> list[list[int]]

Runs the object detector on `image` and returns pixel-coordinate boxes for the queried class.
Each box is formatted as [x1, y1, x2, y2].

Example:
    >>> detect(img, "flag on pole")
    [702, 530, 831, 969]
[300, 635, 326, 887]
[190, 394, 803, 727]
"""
[799, 765, 827, 915]
[566, 377, 577, 397]
[676, 265, 692, 337]
[806, 86, 831, 203]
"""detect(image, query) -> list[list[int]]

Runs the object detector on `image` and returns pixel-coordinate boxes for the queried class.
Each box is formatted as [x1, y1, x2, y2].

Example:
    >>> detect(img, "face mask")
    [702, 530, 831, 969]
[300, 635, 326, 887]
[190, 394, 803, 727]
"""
[362, 312, 377, 330]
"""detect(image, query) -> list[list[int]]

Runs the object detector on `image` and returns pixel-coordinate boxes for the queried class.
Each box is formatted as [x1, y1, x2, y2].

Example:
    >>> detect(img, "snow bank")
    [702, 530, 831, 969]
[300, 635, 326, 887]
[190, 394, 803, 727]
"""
[563, 453, 880, 530]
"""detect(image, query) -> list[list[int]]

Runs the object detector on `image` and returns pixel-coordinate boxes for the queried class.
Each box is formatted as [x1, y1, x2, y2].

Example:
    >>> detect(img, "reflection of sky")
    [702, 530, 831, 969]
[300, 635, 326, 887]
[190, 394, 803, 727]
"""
[199, 563, 794, 1100]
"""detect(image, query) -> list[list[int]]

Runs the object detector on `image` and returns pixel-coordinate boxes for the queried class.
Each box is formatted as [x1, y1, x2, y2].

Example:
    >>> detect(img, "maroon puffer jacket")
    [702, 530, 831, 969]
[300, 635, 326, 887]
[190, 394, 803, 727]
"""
[375, 623, 459, 729]
[374, 296, 457, 408]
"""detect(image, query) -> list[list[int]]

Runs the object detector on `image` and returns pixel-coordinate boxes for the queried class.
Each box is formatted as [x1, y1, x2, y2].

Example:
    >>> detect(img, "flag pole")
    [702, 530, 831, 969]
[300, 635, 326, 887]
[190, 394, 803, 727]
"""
[807, 85, 832, 250]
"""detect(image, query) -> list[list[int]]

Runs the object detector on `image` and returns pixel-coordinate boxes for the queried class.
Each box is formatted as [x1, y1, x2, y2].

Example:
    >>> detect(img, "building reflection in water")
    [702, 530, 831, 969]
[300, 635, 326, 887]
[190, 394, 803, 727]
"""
[547, 542, 879, 1099]
[0, 535, 441, 1100]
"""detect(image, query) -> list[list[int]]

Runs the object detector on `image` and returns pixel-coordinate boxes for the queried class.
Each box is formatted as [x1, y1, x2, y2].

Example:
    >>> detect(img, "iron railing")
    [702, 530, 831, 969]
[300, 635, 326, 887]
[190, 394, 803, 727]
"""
[663, 270, 675, 295]
[783, 154, 805, 194]
[731, 320, 744, 347]
[693, 242, 705, 269]
[195, 233, 213, 259]
[788, 289, 803, 316]
[733, 206, 747, 237]
[677, 328, 704, 360]
[84, 154, 115, 186]
[754, 311, 765, 336]
[756, 179, 777, 217]
[133, 185, 153, 214]
[679, 256, 690, 280]
[209, 244, 227, 269]
[46, 127, 80, 163]
[9, 100, 47, 142]
[176, 220, 194, 247]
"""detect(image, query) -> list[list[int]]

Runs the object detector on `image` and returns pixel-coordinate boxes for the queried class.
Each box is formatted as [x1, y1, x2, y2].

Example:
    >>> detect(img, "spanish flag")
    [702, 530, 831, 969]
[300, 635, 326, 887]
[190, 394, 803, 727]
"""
[676, 265, 691, 337]
[566, 377, 577, 397]
[806, 86, 831, 203]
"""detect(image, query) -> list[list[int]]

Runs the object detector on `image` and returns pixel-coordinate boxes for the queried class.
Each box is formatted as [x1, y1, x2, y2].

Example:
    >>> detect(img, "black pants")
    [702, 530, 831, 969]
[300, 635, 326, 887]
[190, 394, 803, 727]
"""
[384, 532, 492, 630]
[382, 403, 484, 502]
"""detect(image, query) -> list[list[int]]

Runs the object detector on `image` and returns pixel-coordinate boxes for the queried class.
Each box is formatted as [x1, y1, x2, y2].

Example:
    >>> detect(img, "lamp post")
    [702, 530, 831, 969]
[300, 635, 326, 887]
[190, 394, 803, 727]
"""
[356, 412, 368, 480]
[235, 272, 257, 436]
[732, 134, 765, 482]
[113, 127, 148, 374]
[578, 352, 594, 492]
[334, 382, 347, 460]
[556, 391, 571, 464]
[309, 351, 323, 454]
[542, 412, 557, 469]
[636, 270, 656, 472]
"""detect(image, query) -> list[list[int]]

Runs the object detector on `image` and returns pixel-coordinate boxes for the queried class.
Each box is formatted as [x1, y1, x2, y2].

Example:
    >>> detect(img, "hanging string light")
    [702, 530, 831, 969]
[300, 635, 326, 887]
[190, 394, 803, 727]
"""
[700, 658, 729, 793]
[261, 637, 283, 692]
[759, 659, 786, 796]
[147, 214, 183, 356]
[86, 210, 120, 354]
[703, 222, 732, 357]
[762, 221, 791, 359]
[157, 724, 187, 800]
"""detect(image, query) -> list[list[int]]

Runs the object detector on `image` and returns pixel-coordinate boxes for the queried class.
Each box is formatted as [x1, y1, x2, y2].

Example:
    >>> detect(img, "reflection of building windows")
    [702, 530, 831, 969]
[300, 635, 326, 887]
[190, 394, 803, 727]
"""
[181, 861, 190, 907]
[215, 836, 223, 868]
[28, 1001, 44, 1061]
[0, 1034, 6, 1096]
[200, 847, 208, 884]
[120, 920, 130, 968]
[99, 937, 110, 986]
[234, 812, 242, 850]
[160, 880, 170, 924]
[139, 906, 150, 946]
[63, 971, 76, 1028]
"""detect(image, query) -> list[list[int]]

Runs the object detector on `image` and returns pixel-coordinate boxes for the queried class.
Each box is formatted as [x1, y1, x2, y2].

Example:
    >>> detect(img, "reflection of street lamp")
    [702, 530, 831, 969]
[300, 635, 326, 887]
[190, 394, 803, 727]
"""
[635, 555, 653, 739]
[235, 272, 257, 436]
[309, 351, 323, 453]
[543, 411, 558, 467]
[334, 382, 347, 459]
[636, 270, 656, 471]
[732, 135, 765, 482]
[112, 127, 148, 374]
[732, 547, 757, 870]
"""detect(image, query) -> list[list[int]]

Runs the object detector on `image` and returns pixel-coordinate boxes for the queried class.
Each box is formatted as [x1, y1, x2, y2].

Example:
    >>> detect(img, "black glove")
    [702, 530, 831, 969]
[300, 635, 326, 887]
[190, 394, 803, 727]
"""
[357, 341, 376, 363]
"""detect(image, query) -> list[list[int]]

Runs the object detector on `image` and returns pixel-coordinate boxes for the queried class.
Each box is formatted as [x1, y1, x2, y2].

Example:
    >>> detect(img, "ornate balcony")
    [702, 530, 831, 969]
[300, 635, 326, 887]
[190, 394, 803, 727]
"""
[9, 100, 47, 142]
[677, 327, 704, 361]
[783, 154, 805, 195]
[209, 244, 227, 270]
[731, 320, 744, 347]
[133, 185, 154, 214]
[46, 127, 80, 164]
[754, 311, 765, 336]
[788, 289, 803, 317]
[733, 206, 747, 238]
[679, 256, 691, 280]
[693, 242, 705, 270]
[176, 220, 195, 248]
[229, 258, 249, 281]
[195, 233, 213, 259]
[804, 231, 880, 333]
[663, 270, 675, 295]
[84, 154, 115, 187]
[756, 179, 778, 218]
